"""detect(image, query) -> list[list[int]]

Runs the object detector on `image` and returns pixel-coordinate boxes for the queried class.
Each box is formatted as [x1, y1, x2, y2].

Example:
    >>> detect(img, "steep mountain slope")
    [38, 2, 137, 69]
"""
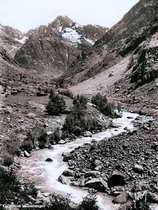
[57, 0, 158, 114]
[0, 24, 26, 57]
[14, 16, 107, 74]
[111, 31, 158, 115]
[58, 0, 158, 87]
[69, 56, 130, 96]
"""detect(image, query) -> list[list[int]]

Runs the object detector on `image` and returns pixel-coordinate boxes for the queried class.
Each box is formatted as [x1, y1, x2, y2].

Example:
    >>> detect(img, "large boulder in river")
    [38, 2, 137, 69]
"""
[62, 169, 74, 177]
[24, 150, 31, 158]
[62, 152, 72, 162]
[133, 164, 144, 174]
[85, 178, 108, 192]
[58, 175, 70, 185]
[108, 170, 126, 188]
[45, 158, 53, 162]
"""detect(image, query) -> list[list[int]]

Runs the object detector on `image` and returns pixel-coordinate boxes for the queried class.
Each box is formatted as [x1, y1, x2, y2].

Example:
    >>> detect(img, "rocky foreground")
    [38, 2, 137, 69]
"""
[59, 116, 158, 208]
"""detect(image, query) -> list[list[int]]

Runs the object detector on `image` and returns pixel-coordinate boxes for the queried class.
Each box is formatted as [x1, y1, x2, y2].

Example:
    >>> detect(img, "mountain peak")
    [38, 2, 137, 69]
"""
[51, 16, 75, 29]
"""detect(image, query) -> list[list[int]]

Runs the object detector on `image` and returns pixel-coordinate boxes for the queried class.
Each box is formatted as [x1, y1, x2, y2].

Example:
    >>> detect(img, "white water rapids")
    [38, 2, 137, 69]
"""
[18, 112, 139, 210]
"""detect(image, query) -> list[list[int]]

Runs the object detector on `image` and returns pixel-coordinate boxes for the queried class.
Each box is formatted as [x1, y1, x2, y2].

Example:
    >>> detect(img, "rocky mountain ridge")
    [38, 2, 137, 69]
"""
[14, 16, 108, 73]
[54, 0, 158, 114]
[57, 0, 158, 85]
[0, 24, 28, 58]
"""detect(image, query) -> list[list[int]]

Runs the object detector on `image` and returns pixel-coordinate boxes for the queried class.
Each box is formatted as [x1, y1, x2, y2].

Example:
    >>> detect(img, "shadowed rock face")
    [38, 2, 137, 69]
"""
[0, 47, 16, 64]
[129, 34, 158, 86]
[14, 37, 80, 71]
[14, 20, 79, 72]
[0, 24, 23, 56]
[97, 0, 158, 51]
[14, 16, 107, 73]
[96, 0, 158, 56]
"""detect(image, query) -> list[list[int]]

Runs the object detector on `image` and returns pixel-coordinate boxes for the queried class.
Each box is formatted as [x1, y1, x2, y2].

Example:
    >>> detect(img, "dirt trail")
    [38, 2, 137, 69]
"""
[69, 56, 130, 96]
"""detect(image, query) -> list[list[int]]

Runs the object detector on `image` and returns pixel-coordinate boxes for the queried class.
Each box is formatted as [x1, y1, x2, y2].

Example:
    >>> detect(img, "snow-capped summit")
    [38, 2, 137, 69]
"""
[14, 16, 108, 71]
[51, 16, 75, 30]
[62, 27, 82, 44]
[49, 16, 107, 46]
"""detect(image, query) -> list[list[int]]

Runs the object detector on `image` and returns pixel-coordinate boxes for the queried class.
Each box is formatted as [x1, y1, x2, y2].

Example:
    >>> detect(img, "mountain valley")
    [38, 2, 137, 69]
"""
[0, 1, 158, 209]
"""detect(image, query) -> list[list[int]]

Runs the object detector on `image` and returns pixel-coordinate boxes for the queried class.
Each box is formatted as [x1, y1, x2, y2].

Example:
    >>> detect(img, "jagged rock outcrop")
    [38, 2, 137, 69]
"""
[0, 24, 25, 57]
[96, 0, 158, 54]
[0, 47, 16, 64]
[14, 16, 107, 73]
[0, 25, 23, 40]
[129, 33, 158, 86]
[78, 24, 108, 42]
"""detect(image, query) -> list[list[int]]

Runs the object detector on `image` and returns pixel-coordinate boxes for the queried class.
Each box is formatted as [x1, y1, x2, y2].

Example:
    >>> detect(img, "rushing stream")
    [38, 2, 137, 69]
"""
[18, 112, 139, 209]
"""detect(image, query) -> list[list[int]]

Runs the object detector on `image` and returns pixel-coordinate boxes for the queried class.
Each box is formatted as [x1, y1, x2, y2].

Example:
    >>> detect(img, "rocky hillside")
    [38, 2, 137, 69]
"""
[129, 33, 158, 86]
[0, 24, 27, 57]
[14, 16, 107, 73]
[56, 0, 158, 114]
[57, 0, 158, 86]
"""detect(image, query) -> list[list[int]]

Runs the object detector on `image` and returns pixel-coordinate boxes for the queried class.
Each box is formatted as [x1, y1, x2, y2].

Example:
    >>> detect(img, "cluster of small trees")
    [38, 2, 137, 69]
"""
[21, 126, 48, 151]
[63, 95, 88, 136]
[46, 89, 66, 115]
[91, 93, 115, 116]
[46, 89, 117, 117]
[46, 89, 88, 116]
[46, 90, 119, 136]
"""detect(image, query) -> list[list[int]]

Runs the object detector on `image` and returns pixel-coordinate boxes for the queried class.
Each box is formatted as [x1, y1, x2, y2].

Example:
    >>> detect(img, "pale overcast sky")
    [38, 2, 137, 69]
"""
[0, 0, 139, 32]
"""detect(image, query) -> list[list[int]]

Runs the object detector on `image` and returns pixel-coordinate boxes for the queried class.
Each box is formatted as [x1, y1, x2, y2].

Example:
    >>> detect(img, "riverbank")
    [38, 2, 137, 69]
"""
[17, 111, 140, 209]
[65, 115, 158, 209]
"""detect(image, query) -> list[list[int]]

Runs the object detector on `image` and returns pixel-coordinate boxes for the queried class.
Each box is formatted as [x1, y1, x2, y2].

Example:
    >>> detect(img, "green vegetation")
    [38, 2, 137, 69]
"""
[0, 168, 20, 204]
[78, 194, 98, 210]
[0, 167, 37, 205]
[49, 128, 61, 145]
[48, 194, 71, 210]
[73, 94, 88, 110]
[63, 95, 88, 136]
[46, 89, 66, 115]
[91, 93, 115, 117]
[63, 95, 104, 136]
[2, 153, 14, 167]
[21, 127, 48, 151]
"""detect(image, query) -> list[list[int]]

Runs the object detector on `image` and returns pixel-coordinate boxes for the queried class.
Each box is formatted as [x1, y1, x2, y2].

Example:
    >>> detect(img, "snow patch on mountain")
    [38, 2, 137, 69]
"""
[62, 27, 95, 45]
[15, 36, 28, 44]
[58, 26, 63, 33]
[62, 28, 81, 44]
